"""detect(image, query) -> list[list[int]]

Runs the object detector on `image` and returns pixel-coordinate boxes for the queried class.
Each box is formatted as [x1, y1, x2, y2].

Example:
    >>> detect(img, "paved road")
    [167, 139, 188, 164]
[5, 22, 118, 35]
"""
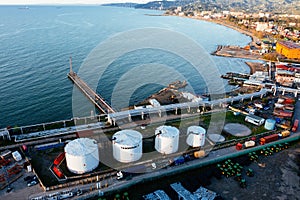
[293, 97, 300, 132]
[30, 132, 300, 200]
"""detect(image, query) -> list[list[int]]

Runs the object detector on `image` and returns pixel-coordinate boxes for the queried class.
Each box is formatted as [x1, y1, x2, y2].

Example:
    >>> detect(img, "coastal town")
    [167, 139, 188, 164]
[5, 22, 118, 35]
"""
[167, 5, 300, 61]
[0, 1, 300, 200]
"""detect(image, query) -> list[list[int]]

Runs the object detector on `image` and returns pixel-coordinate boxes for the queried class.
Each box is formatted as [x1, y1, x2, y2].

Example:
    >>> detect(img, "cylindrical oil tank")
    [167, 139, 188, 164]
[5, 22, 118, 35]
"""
[112, 130, 143, 163]
[264, 119, 276, 130]
[155, 126, 179, 154]
[64, 138, 99, 174]
[186, 126, 206, 147]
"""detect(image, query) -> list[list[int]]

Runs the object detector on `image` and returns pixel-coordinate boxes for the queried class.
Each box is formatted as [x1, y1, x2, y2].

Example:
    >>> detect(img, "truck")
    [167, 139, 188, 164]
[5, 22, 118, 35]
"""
[244, 141, 256, 148]
[279, 130, 290, 138]
[12, 151, 22, 162]
[260, 134, 279, 145]
[193, 150, 206, 158]
[292, 119, 299, 132]
[236, 140, 255, 150]
[170, 156, 185, 166]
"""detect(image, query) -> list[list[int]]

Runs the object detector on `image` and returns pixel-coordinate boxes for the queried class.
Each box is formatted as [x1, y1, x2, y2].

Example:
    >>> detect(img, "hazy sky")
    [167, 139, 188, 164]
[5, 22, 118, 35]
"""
[0, 0, 152, 5]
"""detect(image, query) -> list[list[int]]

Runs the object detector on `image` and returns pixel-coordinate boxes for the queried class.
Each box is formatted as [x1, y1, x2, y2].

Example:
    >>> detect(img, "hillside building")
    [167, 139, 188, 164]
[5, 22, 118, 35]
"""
[276, 41, 300, 59]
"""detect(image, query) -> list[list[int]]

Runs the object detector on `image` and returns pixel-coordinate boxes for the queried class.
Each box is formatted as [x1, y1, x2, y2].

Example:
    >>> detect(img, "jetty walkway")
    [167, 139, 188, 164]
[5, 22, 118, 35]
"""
[108, 89, 270, 125]
[67, 58, 115, 114]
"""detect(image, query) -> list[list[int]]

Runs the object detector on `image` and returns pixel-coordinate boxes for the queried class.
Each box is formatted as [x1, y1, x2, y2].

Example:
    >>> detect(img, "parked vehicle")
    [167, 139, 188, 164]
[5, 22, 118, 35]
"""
[260, 134, 279, 145]
[193, 150, 206, 158]
[244, 141, 256, 148]
[169, 156, 185, 166]
[236, 140, 256, 150]
[59, 190, 73, 199]
[24, 175, 37, 182]
[292, 119, 299, 132]
[6, 185, 13, 193]
[27, 180, 38, 187]
[279, 130, 291, 138]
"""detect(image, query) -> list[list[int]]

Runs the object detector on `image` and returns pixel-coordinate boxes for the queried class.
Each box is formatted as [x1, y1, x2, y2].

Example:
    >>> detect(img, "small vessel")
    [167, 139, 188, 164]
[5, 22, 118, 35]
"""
[18, 6, 29, 9]
[168, 80, 187, 89]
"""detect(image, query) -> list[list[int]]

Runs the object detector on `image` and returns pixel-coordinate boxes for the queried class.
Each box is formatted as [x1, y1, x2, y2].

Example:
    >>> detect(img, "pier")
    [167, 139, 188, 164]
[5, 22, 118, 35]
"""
[67, 57, 115, 114]
[107, 89, 270, 125]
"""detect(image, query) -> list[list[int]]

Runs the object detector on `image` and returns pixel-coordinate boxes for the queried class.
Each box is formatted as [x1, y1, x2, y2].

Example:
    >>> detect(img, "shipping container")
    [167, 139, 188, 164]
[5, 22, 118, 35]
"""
[285, 105, 294, 111]
[283, 98, 295, 104]
[52, 166, 64, 178]
[53, 152, 65, 165]
[0, 150, 12, 160]
[292, 119, 299, 132]
[260, 134, 279, 145]
[277, 111, 293, 118]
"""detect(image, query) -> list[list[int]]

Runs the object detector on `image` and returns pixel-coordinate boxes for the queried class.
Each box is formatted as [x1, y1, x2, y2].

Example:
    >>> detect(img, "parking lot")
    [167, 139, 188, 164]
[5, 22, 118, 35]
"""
[0, 171, 43, 200]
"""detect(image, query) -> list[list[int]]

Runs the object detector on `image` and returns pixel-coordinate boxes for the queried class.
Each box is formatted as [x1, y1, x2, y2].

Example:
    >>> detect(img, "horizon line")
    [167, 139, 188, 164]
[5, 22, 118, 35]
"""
[0, 2, 144, 6]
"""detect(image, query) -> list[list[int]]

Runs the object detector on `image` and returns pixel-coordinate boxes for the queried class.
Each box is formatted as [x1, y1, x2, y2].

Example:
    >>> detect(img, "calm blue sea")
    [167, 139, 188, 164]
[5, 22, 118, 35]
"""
[0, 6, 252, 128]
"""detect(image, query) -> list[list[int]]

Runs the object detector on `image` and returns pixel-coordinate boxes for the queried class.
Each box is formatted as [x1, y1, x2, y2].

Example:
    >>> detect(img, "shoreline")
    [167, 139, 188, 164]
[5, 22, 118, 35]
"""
[170, 14, 258, 46]
[165, 14, 265, 75]
[245, 61, 265, 74]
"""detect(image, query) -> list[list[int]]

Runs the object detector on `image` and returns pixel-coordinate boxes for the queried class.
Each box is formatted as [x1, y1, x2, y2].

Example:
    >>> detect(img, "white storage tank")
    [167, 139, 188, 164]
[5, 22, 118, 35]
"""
[186, 126, 206, 147]
[112, 130, 143, 163]
[65, 138, 99, 174]
[264, 119, 276, 130]
[155, 126, 179, 154]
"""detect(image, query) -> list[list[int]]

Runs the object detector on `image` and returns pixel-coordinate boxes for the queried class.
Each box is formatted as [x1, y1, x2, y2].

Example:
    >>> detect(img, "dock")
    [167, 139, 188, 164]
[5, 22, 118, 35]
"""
[68, 57, 115, 114]
[143, 190, 171, 200]
[170, 182, 197, 200]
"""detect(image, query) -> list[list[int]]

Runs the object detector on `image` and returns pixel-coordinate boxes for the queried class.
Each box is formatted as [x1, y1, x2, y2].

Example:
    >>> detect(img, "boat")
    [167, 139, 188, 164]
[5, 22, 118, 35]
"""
[168, 80, 187, 89]
[18, 6, 29, 9]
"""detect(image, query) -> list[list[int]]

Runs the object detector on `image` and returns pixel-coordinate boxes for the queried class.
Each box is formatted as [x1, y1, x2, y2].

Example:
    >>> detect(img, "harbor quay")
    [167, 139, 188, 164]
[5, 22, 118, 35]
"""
[1, 90, 299, 199]
[1, 60, 300, 200]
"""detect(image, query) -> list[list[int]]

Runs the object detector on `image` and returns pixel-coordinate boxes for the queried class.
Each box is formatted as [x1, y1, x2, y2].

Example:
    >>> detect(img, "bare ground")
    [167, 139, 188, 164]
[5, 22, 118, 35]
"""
[207, 142, 300, 200]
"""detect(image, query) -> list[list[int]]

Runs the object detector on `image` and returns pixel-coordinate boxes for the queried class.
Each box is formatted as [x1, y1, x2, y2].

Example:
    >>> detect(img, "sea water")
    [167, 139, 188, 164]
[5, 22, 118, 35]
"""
[0, 6, 251, 128]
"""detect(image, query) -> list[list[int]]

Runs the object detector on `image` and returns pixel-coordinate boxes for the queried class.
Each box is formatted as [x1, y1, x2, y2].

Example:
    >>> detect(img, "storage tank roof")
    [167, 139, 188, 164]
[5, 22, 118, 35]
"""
[155, 126, 179, 138]
[187, 126, 206, 134]
[266, 119, 276, 123]
[65, 138, 97, 156]
[113, 130, 142, 146]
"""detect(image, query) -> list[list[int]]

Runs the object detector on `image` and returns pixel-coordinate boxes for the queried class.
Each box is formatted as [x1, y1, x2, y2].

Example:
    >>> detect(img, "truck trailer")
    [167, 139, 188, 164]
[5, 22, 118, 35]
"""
[260, 134, 279, 145]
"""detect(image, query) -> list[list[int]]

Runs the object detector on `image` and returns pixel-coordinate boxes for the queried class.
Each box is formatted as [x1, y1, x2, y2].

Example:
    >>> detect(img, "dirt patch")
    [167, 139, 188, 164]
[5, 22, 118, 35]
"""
[207, 142, 300, 200]
[245, 62, 266, 74]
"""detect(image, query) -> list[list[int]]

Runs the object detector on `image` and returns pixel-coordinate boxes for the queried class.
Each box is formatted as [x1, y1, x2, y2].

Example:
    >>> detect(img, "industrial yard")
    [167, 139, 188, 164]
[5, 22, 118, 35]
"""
[1, 2, 300, 200]
[121, 140, 300, 200]
[0, 61, 300, 199]
[1, 93, 299, 199]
